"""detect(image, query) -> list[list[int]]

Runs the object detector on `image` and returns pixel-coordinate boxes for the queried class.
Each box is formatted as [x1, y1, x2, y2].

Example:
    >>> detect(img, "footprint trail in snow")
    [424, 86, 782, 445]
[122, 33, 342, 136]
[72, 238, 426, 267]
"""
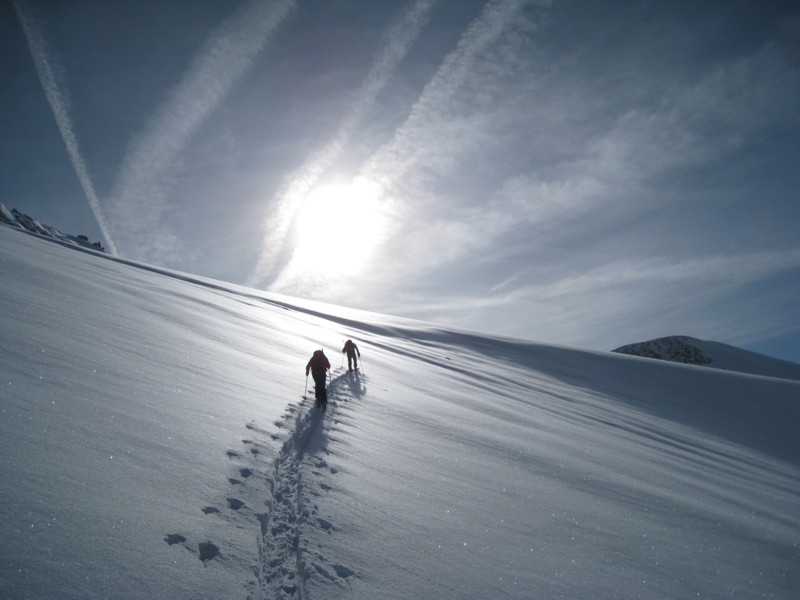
[255, 369, 362, 599]
[163, 368, 364, 598]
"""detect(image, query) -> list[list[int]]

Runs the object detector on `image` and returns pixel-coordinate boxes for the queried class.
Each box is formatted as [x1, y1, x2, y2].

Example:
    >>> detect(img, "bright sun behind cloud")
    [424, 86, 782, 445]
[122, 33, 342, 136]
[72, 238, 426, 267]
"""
[277, 177, 389, 290]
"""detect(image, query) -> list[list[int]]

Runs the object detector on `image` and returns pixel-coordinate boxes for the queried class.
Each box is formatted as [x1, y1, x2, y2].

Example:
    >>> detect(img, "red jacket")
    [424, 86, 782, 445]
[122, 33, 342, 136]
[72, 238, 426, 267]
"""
[306, 350, 331, 378]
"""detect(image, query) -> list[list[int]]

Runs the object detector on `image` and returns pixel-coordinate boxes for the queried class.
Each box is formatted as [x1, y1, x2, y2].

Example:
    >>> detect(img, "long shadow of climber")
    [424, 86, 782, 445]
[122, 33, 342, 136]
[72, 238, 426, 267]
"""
[327, 369, 367, 405]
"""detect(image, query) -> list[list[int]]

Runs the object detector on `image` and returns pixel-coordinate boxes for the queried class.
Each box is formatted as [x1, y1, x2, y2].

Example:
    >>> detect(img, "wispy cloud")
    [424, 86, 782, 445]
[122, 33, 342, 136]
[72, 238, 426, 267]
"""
[323, 0, 549, 284]
[363, 0, 544, 186]
[14, 0, 118, 255]
[105, 0, 295, 264]
[360, 15, 800, 305]
[262, 0, 548, 300]
[246, 0, 440, 288]
[379, 250, 800, 349]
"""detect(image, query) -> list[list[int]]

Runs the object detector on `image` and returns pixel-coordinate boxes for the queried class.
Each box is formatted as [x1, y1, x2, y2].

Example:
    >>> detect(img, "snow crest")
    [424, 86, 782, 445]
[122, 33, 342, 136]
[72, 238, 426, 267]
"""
[613, 336, 711, 366]
[612, 334, 800, 381]
[0, 202, 106, 251]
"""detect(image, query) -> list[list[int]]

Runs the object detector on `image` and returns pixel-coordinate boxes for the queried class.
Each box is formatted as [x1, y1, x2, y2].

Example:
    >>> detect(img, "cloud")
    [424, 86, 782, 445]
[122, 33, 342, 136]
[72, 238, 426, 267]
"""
[362, 0, 546, 187]
[105, 0, 295, 264]
[263, 0, 549, 302]
[247, 0, 440, 289]
[362, 15, 800, 306]
[528, 251, 800, 301]
[14, 0, 118, 255]
[350, 0, 550, 256]
[377, 249, 800, 350]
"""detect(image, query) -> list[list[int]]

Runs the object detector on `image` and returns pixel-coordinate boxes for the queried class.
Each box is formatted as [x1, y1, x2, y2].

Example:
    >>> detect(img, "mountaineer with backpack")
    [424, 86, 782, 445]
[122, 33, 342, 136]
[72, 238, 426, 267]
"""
[305, 349, 331, 407]
[342, 339, 360, 371]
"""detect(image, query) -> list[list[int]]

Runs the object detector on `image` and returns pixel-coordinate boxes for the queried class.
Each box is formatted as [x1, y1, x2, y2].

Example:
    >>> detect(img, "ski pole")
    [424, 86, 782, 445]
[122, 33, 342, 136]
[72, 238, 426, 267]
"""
[304, 373, 308, 397]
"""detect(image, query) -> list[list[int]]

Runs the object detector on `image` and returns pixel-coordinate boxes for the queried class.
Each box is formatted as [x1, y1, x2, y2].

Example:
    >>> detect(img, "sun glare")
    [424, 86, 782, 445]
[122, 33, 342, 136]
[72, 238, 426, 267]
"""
[291, 177, 387, 280]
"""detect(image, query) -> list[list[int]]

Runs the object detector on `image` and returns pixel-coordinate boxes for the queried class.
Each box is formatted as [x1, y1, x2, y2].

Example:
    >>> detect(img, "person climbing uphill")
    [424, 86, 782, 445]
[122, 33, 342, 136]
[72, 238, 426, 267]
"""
[342, 339, 360, 371]
[306, 349, 331, 407]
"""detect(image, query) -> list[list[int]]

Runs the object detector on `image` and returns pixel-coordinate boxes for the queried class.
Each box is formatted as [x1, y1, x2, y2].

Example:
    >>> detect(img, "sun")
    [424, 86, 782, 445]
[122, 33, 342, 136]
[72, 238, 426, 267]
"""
[290, 177, 387, 279]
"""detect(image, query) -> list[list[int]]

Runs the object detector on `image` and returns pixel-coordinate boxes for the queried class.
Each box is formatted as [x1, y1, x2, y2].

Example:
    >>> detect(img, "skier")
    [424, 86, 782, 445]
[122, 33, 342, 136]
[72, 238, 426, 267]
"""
[306, 349, 331, 407]
[342, 339, 360, 371]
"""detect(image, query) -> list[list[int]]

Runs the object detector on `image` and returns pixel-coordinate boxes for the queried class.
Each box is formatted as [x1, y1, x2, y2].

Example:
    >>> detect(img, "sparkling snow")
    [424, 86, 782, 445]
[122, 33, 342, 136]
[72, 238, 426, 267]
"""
[1, 224, 798, 599]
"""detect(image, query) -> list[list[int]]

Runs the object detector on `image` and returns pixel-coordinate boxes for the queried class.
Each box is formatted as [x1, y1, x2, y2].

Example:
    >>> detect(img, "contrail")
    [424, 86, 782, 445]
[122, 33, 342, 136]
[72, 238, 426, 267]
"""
[245, 0, 439, 288]
[362, 0, 540, 184]
[261, 0, 540, 294]
[266, 0, 546, 294]
[14, 0, 119, 255]
[105, 0, 296, 263]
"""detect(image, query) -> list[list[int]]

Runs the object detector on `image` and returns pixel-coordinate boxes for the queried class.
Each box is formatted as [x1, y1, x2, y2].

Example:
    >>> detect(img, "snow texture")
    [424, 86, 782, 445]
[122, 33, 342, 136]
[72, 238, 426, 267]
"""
[1, 223, 799, 599]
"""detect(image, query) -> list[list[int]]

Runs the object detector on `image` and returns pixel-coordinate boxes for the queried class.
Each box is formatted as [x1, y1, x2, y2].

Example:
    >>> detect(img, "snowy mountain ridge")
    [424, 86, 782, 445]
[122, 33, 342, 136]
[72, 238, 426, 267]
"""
[612, 335, 800, 381]
[1, 223, 799, 599]
[0, 202, 106, 252]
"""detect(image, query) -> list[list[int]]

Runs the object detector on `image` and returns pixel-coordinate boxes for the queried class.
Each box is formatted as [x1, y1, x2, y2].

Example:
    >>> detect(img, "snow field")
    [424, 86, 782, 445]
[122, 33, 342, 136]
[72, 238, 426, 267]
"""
[1, 225, 798, 599]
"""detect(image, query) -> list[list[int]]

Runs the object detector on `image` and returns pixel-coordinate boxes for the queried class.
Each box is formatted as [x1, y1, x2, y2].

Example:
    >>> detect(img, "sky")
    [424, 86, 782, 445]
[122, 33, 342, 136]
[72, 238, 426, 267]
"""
[2, 0, 799, 362]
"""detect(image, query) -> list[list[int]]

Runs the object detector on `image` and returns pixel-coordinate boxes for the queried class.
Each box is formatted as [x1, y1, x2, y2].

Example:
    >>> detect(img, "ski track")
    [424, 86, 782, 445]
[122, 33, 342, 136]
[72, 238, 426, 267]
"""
[164, 367, 364, 598]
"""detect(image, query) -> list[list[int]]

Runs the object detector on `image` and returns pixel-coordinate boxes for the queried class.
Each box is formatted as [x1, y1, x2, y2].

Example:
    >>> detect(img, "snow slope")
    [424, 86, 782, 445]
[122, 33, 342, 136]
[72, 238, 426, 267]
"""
[1, 224, 799, 600]
[613, 335, 800, 381]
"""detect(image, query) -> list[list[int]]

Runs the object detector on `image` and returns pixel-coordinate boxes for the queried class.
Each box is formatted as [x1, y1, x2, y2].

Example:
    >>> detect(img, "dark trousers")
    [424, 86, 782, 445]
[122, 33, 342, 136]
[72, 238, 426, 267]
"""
[313, 375, 327, 403]
[347, 353, 358, 370]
